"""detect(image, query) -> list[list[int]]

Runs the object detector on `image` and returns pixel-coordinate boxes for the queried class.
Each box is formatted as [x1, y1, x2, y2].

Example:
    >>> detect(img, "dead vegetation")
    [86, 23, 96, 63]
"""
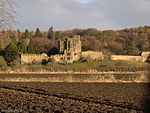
[0, 73, 149, 83]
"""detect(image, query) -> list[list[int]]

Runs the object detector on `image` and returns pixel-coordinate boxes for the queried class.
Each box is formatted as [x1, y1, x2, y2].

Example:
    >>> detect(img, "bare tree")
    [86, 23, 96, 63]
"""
[0, 0, 17, 29]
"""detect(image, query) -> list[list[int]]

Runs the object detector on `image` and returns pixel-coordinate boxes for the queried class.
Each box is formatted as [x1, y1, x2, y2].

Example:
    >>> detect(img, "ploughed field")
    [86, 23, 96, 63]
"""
[0, 82, 150, 113]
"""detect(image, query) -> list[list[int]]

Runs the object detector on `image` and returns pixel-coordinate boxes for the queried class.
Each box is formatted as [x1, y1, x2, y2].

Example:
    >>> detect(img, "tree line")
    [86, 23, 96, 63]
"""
[0, 26, 59, 65]
[0, 26, 150, 65]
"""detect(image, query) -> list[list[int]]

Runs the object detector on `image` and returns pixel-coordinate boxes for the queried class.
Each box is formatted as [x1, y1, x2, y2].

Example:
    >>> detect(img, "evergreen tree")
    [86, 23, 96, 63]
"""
[27, 41, 35, 54]
[47, 26, 55, 40]
[22, 29, 29, 39]
[17, 29, 21, 38]
[4, 42, 19, 63]
[17, 29, 20, 33]
[17, 39, 26, 53]
[125, 38, 132, 55]
[35, 28, 42, 37]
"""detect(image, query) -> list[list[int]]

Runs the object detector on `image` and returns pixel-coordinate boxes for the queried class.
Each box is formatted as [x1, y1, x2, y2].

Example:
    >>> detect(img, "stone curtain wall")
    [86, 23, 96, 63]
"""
[21, 51, 150, 64]
[110, 52, 150, 62]
[81, 51, 104, 61]
[141, 52, 150, 62]
[50, 54, 64, 63]
[50, 51, 104, 63]
[21, 53, 49, 64]
[110, 55, 142, 62]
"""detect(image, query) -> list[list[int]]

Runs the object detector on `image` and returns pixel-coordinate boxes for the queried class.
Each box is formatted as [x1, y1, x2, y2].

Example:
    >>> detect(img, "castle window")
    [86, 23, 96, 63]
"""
[68, 41, 71, 50]
[67, 57, 71, 60]
[58, 41, 61, 52]
[64, 39, 68, 49]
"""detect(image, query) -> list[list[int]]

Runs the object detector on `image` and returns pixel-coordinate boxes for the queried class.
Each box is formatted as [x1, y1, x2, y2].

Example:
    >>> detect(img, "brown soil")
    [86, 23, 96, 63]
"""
[0, 82, 149, 112]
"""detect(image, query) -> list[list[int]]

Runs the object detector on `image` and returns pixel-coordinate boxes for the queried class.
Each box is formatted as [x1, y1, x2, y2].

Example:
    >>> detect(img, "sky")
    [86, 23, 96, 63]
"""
[13, 0, 150, 31]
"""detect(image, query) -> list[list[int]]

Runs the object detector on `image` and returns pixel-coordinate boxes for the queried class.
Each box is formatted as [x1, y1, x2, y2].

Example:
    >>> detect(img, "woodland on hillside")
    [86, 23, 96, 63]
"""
[0, 26, 150, 66]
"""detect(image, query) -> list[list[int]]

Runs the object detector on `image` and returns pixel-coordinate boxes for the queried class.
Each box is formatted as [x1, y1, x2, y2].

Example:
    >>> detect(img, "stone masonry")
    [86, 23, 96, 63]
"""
[58, 35, 81, 54]
[56, 35, 82, 63]
[110, 52, 150, 62]
[21, 53, 49, 65]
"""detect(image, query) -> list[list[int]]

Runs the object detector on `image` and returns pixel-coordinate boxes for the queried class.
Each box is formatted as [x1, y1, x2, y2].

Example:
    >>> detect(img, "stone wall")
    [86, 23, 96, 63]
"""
[63, 50, 75, 63]
[110, 55, 142, 62]
[50, 51, 103, 63]
[21, 51, 150, 64]
[50, 54, 64, 63]
[141, 52, 150, 62]
[81, 51, 104, 61]
[110, 51, 150, 62]
[51, 50, 75, 63]
[21, 53, 49, 65]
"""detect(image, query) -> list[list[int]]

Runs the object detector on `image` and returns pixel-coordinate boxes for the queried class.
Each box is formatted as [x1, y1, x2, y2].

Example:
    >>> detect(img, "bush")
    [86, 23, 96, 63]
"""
[0, 56, 7, 67]
[9, 59, 21, 68]
[4, 43, 19, 64]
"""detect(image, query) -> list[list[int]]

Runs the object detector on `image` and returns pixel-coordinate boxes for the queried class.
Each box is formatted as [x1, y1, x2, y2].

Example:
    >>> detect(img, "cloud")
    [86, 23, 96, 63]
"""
[13, 0, 150, 31]
[75, 0, 92, 4]
[91, 0, 150, 28]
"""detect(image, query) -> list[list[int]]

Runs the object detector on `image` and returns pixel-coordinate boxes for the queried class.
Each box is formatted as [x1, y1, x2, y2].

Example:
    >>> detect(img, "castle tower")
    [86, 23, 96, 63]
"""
[72, 35, 81, 54]
[57, 35, 81, 63]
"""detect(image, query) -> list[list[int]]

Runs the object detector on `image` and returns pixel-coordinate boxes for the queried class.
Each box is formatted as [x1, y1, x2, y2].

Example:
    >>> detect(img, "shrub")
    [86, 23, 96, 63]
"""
[0, 56, 7, 67]
[4, 42, 19, 64]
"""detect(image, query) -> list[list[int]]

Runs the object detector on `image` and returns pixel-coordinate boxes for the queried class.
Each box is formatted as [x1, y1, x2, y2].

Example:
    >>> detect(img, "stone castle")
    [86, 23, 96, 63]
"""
[20, 35, 150, 65]
[50, 35, 104, 63]
[21, 35, 104, 64]
[56, 35, 82, 63]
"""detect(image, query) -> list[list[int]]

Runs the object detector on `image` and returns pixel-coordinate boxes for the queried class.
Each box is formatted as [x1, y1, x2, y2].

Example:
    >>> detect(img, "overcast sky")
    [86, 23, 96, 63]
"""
[13, 0, 150, 31]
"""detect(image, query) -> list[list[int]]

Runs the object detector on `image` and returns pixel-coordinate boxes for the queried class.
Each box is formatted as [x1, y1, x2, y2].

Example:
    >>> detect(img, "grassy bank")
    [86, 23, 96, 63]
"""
[23, 60, 150, 73]
[0, 60, 149, 74]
